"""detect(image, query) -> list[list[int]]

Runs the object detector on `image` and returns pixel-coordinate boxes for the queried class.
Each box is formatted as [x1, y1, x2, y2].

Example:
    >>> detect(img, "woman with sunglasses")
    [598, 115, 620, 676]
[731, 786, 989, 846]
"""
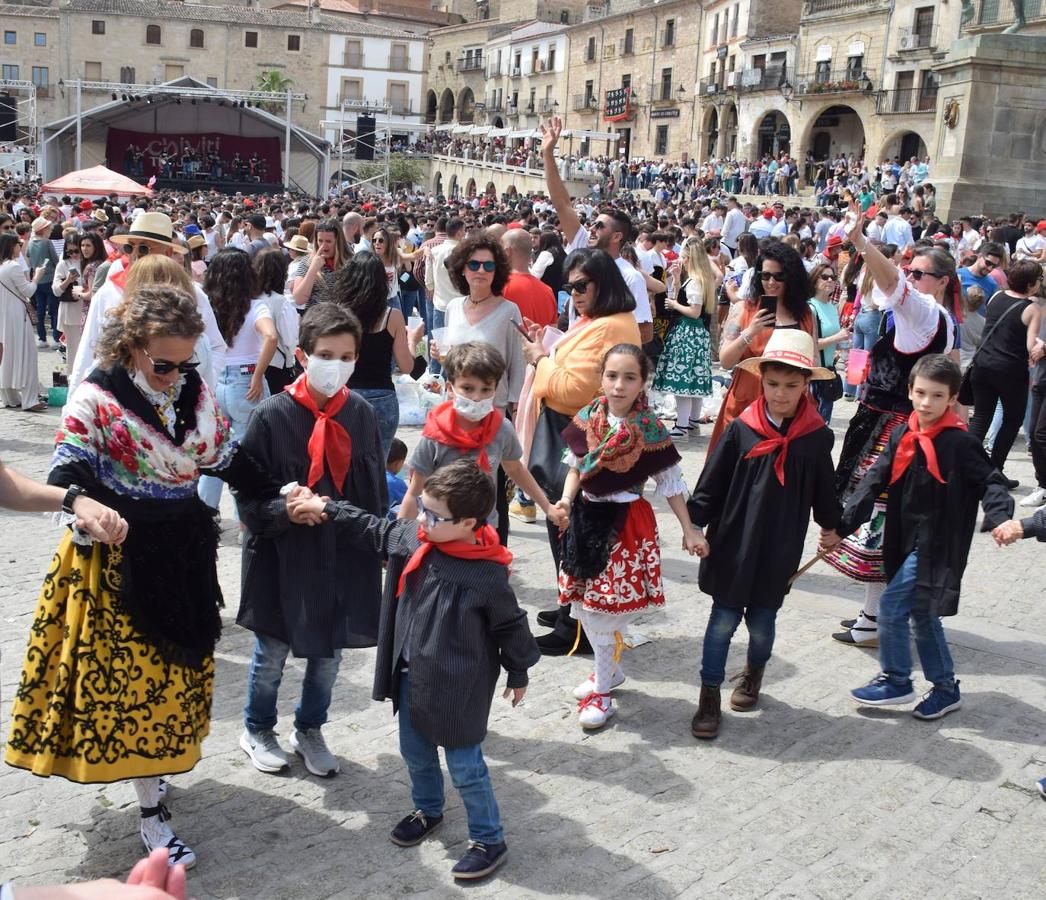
[5, 283, 277, 870]
[823, 201, 961, 648]
[52, 236, 84, 363]
[807, 263, 851, 423]
[709, 241, 817, 452]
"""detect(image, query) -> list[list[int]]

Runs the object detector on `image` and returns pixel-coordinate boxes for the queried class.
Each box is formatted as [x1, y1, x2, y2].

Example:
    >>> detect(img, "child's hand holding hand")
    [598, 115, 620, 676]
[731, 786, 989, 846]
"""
[992, 520, 1023, 546]
[684, 529, 710, 558]
[502, 686, 527, 707]
[818, 528, 842, 552]
[288, 494, 329, 526]
[552, 498, 571, 532]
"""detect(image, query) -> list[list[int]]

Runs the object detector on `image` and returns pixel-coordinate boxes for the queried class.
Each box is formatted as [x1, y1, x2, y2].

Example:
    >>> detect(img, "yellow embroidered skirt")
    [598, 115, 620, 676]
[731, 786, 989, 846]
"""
[5, 533, 214, 784]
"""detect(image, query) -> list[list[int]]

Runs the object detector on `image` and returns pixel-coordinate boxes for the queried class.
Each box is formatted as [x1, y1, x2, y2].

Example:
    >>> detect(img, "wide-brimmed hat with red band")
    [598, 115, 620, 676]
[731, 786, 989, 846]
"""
[112, 212, 187, 254]
[736, 330, 835, 380]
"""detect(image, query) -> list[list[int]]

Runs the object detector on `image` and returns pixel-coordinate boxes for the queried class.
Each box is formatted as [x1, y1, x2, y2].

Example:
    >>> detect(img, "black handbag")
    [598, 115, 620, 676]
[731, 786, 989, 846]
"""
[958, 293, 1024, 406]
[528, 405, 573, 499]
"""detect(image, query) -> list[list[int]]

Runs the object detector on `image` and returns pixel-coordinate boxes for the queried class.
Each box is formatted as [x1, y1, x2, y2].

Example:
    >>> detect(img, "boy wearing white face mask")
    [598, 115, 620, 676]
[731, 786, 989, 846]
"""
[234, 303, 387, 779]
[399, 342, 566, 543]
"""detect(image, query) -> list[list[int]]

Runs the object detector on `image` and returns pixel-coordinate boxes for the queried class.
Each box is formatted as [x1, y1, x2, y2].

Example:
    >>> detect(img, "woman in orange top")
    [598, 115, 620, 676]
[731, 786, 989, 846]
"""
[709, 242, 818, 452]
[519, 248, 641, 655]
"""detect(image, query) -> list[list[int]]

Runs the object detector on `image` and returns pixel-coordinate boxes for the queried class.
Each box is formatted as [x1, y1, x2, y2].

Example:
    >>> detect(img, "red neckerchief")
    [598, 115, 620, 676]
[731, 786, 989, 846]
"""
[421, 400, 503, 472]
[739, 394, 826, 485]
[890, 410, 966, 486]
[109, 263, 129, 291]
[398, 524, 512, 595]
[285, 374, 352, 491]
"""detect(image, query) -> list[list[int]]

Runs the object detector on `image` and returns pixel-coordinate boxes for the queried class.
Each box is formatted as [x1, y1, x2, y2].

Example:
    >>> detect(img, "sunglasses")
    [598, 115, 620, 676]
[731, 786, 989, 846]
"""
[143, 347, 200, 375]
[416, 495, 458, 529]
[590, 220, 610, 231]
[981, 260, 998, 270]
[759, 272, 787, 283]
[125, 243, 152, 256]
[907, 268, 944, 281]
[819, 273, 837, 281]
[466, 259, 497, 272]
[565, 279, 592, 294]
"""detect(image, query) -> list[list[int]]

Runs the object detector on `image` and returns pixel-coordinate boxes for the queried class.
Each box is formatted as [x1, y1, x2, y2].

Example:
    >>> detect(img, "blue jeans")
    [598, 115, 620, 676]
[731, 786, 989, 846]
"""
[355, 387, 399, 462]
[243, 633, 342, 732]
[700, 603, 778, 687]
[397, 673, 503, 844]
[35, 282, 60, 343]
[845, 309, 882, 396]
[199, 365, 269, 515]
[878, 551, 956, 689]
[810, 379, 835, 424]
[399, 289, 424, 321]
[428, 307, 446, 374]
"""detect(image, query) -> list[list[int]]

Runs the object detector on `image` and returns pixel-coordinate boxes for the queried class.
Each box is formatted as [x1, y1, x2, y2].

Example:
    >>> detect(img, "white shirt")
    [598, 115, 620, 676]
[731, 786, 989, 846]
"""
[702, 212, 724, 234]
[565, 226, 652, 327]
[425, 238, 460, 312]
[635, 246, 661, 275]
[870, 273, 954, 355]
[222, 297, 273, 368]
[1015, 233, 1045, 260]
[722, 208, 746, 248]
[881, 216, 914, 250]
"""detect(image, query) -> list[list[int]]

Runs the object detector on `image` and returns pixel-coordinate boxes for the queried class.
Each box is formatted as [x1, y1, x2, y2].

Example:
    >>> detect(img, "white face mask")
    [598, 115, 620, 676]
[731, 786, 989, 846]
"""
[306, 356, 355, 396]
[452, 393, 495, 422]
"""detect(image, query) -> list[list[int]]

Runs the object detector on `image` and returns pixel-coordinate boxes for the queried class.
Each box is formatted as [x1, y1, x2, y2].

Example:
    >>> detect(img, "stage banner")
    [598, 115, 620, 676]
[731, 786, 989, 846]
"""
[106, 128, 281, 181]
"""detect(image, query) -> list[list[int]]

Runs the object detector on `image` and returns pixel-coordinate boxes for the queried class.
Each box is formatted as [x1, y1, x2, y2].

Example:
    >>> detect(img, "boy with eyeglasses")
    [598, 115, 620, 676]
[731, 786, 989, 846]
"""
[287, 459, 539, 881]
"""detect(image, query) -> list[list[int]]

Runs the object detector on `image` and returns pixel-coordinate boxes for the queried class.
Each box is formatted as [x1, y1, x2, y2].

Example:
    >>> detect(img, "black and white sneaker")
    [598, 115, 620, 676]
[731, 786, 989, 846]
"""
[140, 804, 196, 869]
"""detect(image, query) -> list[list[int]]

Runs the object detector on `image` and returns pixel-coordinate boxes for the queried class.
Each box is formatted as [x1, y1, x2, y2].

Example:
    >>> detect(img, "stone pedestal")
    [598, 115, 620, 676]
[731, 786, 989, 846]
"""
[931, 33, 1046, 221]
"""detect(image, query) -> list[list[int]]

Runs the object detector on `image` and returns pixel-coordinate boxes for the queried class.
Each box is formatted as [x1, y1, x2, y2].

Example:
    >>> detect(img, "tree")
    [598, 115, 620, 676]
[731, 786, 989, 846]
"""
[255, 70, 293, 113]
[354, 153, 426, 191]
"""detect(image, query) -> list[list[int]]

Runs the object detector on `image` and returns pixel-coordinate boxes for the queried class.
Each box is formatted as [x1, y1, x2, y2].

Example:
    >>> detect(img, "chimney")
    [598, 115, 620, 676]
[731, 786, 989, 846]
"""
[309, 0, 322, 24]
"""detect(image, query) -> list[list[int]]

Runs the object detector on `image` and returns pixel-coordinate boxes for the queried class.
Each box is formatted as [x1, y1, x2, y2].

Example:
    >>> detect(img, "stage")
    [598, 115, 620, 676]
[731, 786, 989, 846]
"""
[140, 177, 288, 196]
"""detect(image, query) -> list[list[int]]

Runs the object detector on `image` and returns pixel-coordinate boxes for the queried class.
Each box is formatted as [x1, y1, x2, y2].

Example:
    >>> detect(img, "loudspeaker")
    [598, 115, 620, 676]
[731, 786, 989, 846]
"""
[0, 96, 16, 142]
[356, 114, 375, 161]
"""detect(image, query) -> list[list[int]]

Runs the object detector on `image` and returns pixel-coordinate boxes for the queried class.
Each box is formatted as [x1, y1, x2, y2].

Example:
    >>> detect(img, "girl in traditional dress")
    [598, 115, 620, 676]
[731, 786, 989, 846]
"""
[555, 344, 704, 729]
[653, 239, 716, 439]
[4, 284, 275, 869]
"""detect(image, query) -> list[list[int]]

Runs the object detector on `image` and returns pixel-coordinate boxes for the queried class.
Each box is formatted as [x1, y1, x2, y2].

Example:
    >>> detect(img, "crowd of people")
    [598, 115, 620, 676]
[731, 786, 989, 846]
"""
[1, 113, 1045, 893]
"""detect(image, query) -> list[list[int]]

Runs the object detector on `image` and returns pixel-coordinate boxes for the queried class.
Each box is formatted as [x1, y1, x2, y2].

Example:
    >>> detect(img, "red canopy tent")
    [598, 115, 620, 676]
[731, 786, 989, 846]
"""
[41, 165, 153, 197]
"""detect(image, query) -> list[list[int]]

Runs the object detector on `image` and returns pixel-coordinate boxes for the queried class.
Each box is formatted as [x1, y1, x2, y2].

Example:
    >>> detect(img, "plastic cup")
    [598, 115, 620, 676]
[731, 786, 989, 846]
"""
[430, 327, 448, 349]
[542, 326, 564, 352]
[407, 315, 423, 331]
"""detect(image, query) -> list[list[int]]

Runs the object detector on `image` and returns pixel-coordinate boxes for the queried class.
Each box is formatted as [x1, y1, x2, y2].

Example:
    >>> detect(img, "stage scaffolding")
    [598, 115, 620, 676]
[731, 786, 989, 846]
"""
[0, 79, 39, 176]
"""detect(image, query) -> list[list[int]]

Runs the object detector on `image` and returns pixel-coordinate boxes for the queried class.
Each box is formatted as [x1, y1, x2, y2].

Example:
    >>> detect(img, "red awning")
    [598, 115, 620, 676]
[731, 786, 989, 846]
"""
[42, 165, 153, 197]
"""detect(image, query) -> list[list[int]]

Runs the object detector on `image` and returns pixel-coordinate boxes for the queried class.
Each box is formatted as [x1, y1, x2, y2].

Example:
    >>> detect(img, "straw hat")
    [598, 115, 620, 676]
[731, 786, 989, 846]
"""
[31, 216, 52, 234]
[735, 330, 835, 380]
[282, 234, 311, 253]
[186, 234, 207, 251]
[112, 212, 187, 254]
[91, 209, 109, 224]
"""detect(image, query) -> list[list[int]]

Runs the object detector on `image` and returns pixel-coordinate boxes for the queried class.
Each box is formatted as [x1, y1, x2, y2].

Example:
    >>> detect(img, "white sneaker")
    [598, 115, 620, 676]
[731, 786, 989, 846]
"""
[37, 340, 49, 350]
[290, 728, 340, 777]
[571, 669, 626, 700]
[240, 728, 293, 773]
[577, 692, 615, 729]
[1019, 487, 1046, 507]
[140, 805, 196, 869]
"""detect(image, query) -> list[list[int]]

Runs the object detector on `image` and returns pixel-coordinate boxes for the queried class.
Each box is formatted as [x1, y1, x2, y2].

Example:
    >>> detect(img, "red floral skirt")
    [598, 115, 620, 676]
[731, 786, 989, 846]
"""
[558, 498, 664, 615]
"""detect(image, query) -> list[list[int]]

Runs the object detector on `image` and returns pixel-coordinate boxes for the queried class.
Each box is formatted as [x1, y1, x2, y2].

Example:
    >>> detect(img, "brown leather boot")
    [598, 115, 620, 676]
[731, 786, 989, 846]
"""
[729, 665, 765, 711]
[690, 685, 721, 739]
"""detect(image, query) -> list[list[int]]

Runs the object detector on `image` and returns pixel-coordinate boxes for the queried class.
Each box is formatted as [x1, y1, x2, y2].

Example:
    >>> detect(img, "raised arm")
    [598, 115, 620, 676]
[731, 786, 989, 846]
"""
[845, 200, 899, 297]
[539, 117, 582, 245]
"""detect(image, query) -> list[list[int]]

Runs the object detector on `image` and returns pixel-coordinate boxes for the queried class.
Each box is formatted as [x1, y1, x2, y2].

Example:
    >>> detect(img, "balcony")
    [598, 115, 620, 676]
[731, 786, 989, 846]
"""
[343, 53, 364, 68]
[506, 101, 519, 116]
[389, 99, 414, 116]
[649, 85, 678, 105]
[573, 93, 598, 111]
[739, 65, 788, 92]
[876, 86, 938, 115]
[456, 56, 485, 73]
[486, 99, 503, 112]
[797, 68, 875, 96]
[388, 55, 412, 72]
[699, 78, 725, 96]
[896, 25, 936, 52]
[803, 0, 889, 14]
[539, 98, 558, 113]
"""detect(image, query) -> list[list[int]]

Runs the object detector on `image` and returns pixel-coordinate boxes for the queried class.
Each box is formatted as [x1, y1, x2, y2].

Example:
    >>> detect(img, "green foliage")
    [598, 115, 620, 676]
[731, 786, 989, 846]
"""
[354, 153, 425, 190]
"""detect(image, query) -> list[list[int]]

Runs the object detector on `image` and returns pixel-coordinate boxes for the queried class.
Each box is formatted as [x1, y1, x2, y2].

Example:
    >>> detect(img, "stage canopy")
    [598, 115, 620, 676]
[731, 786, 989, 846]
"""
[40, 77, 330, 196]
[42, 165, 152, 197]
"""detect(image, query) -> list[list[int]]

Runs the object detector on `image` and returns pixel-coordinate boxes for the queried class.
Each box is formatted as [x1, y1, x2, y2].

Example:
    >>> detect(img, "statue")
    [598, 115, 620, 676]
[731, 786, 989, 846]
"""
[961, 0, 1027, 32]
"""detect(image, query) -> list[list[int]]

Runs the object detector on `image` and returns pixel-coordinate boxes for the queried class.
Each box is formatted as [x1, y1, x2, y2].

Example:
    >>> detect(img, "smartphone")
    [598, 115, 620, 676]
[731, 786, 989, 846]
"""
[758, 295, 778, 316]
[513, 320, 535, 342]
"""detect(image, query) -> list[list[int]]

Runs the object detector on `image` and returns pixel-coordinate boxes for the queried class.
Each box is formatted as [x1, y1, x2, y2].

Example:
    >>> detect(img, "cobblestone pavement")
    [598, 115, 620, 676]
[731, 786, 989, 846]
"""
[1, 359, 1044, 898]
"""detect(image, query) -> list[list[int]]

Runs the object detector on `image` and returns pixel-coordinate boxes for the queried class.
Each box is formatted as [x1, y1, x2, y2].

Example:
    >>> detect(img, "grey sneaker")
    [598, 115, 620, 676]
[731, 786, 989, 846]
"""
[290, 728, 340, 777]
[239, 728, 293, 774]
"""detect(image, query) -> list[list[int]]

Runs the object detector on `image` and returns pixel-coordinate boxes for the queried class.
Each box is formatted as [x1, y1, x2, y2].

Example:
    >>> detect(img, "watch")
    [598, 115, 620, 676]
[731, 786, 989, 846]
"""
[62, 484, 88, 515]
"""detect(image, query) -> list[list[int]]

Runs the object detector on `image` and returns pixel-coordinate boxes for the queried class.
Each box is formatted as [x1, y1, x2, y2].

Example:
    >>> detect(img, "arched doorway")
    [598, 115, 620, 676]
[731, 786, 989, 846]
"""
[439, 89, 455, 124]
[505, 185, 518, 199]
[433, 171, 443, 195]
[754, 111, 791, 158]
[800, 104, 865, 164]
[705, 107, 720, 159]
[465, 177, 477, 198]
[812, 131, 831, 162]
[458, 87, 476, 124]
[425, 90, 438, 125]
[722, 103, 738, 158]
[485, 181, 497, 198]
[881, 130, 928, 162]
[493, 116, 505, 129]
[447, 174, 459, 198]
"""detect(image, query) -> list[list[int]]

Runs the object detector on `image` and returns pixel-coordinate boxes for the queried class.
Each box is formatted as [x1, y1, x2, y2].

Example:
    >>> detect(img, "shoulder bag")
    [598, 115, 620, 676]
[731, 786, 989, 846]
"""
[957, 292, 1024, 406]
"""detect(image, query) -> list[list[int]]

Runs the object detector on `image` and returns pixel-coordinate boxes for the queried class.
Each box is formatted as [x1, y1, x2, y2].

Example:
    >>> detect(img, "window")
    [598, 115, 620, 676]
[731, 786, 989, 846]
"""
[914, 6, 934, 40]
[164, 64, 183, 80]
[548, 46, 556, 71]
[206, 76, 218, 88]
[92, 21, 105, 35]
[731, 3, 739, 38]
[655, 125, 669, 155]
[3, 31, 15, 45]
[560, 10, 570, 24]
[846, 54, 864, 80]
[190, 28, 204, 48]
[815, 60, 831, 82]
[660, 67, 672, 100]
[623, 28, 634, 55]
[390, 42, 408, 70]
[85, 61, 102, 80]
[531, 48, 539, 72]
[621, 73, 631, 90]
[584, 79, 594, 103]
[663, 19, 675, 47]
[120, 66, 136, 82]
[339, 78, 362, 103]
[146, 24, 161, 45]
[344, 40, 362, 67]
[35, 33, 46, 47]
[287, 34, 301, 52]
[1, 65, 18, 80]
[388, 82, 409, 114]
[245, 31, 258, 48]
[32, 66, 49, 98]
[711, 14, 719, 45]
[586, 36, 596, 61]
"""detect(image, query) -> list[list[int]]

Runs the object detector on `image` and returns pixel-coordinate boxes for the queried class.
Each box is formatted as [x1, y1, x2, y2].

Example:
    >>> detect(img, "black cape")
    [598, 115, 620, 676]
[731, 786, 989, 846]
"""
[837, 425, 1014, 617]
[235, 391, 387, 657]
[687, 416, 841, 610]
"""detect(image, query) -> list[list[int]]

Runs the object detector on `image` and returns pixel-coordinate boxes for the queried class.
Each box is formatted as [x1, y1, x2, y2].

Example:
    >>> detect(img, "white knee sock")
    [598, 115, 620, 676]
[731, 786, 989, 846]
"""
[133, 777, 162, 810]
[592, 642, 620, 694]
[864, 582, 884, 619]
[691, 397, 703, 422]
[674, 396, 692, 427]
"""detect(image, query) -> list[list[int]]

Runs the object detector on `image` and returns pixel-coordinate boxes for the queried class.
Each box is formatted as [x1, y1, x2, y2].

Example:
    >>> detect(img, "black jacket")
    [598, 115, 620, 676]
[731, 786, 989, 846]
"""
[837, 425, 1014, 616]
[688, 417, 841, 610]
[319, 505, 540, 748]
[234, 391, 387, 656]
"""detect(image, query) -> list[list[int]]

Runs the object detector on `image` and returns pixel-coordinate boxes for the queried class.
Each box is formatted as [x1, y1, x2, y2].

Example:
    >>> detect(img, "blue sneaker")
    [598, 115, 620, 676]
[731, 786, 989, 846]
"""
[451, 840, 508, 880]
[912, 681, 962, 720]
[1038, 777, 1046, 799]
[851, 674, 916, 706]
